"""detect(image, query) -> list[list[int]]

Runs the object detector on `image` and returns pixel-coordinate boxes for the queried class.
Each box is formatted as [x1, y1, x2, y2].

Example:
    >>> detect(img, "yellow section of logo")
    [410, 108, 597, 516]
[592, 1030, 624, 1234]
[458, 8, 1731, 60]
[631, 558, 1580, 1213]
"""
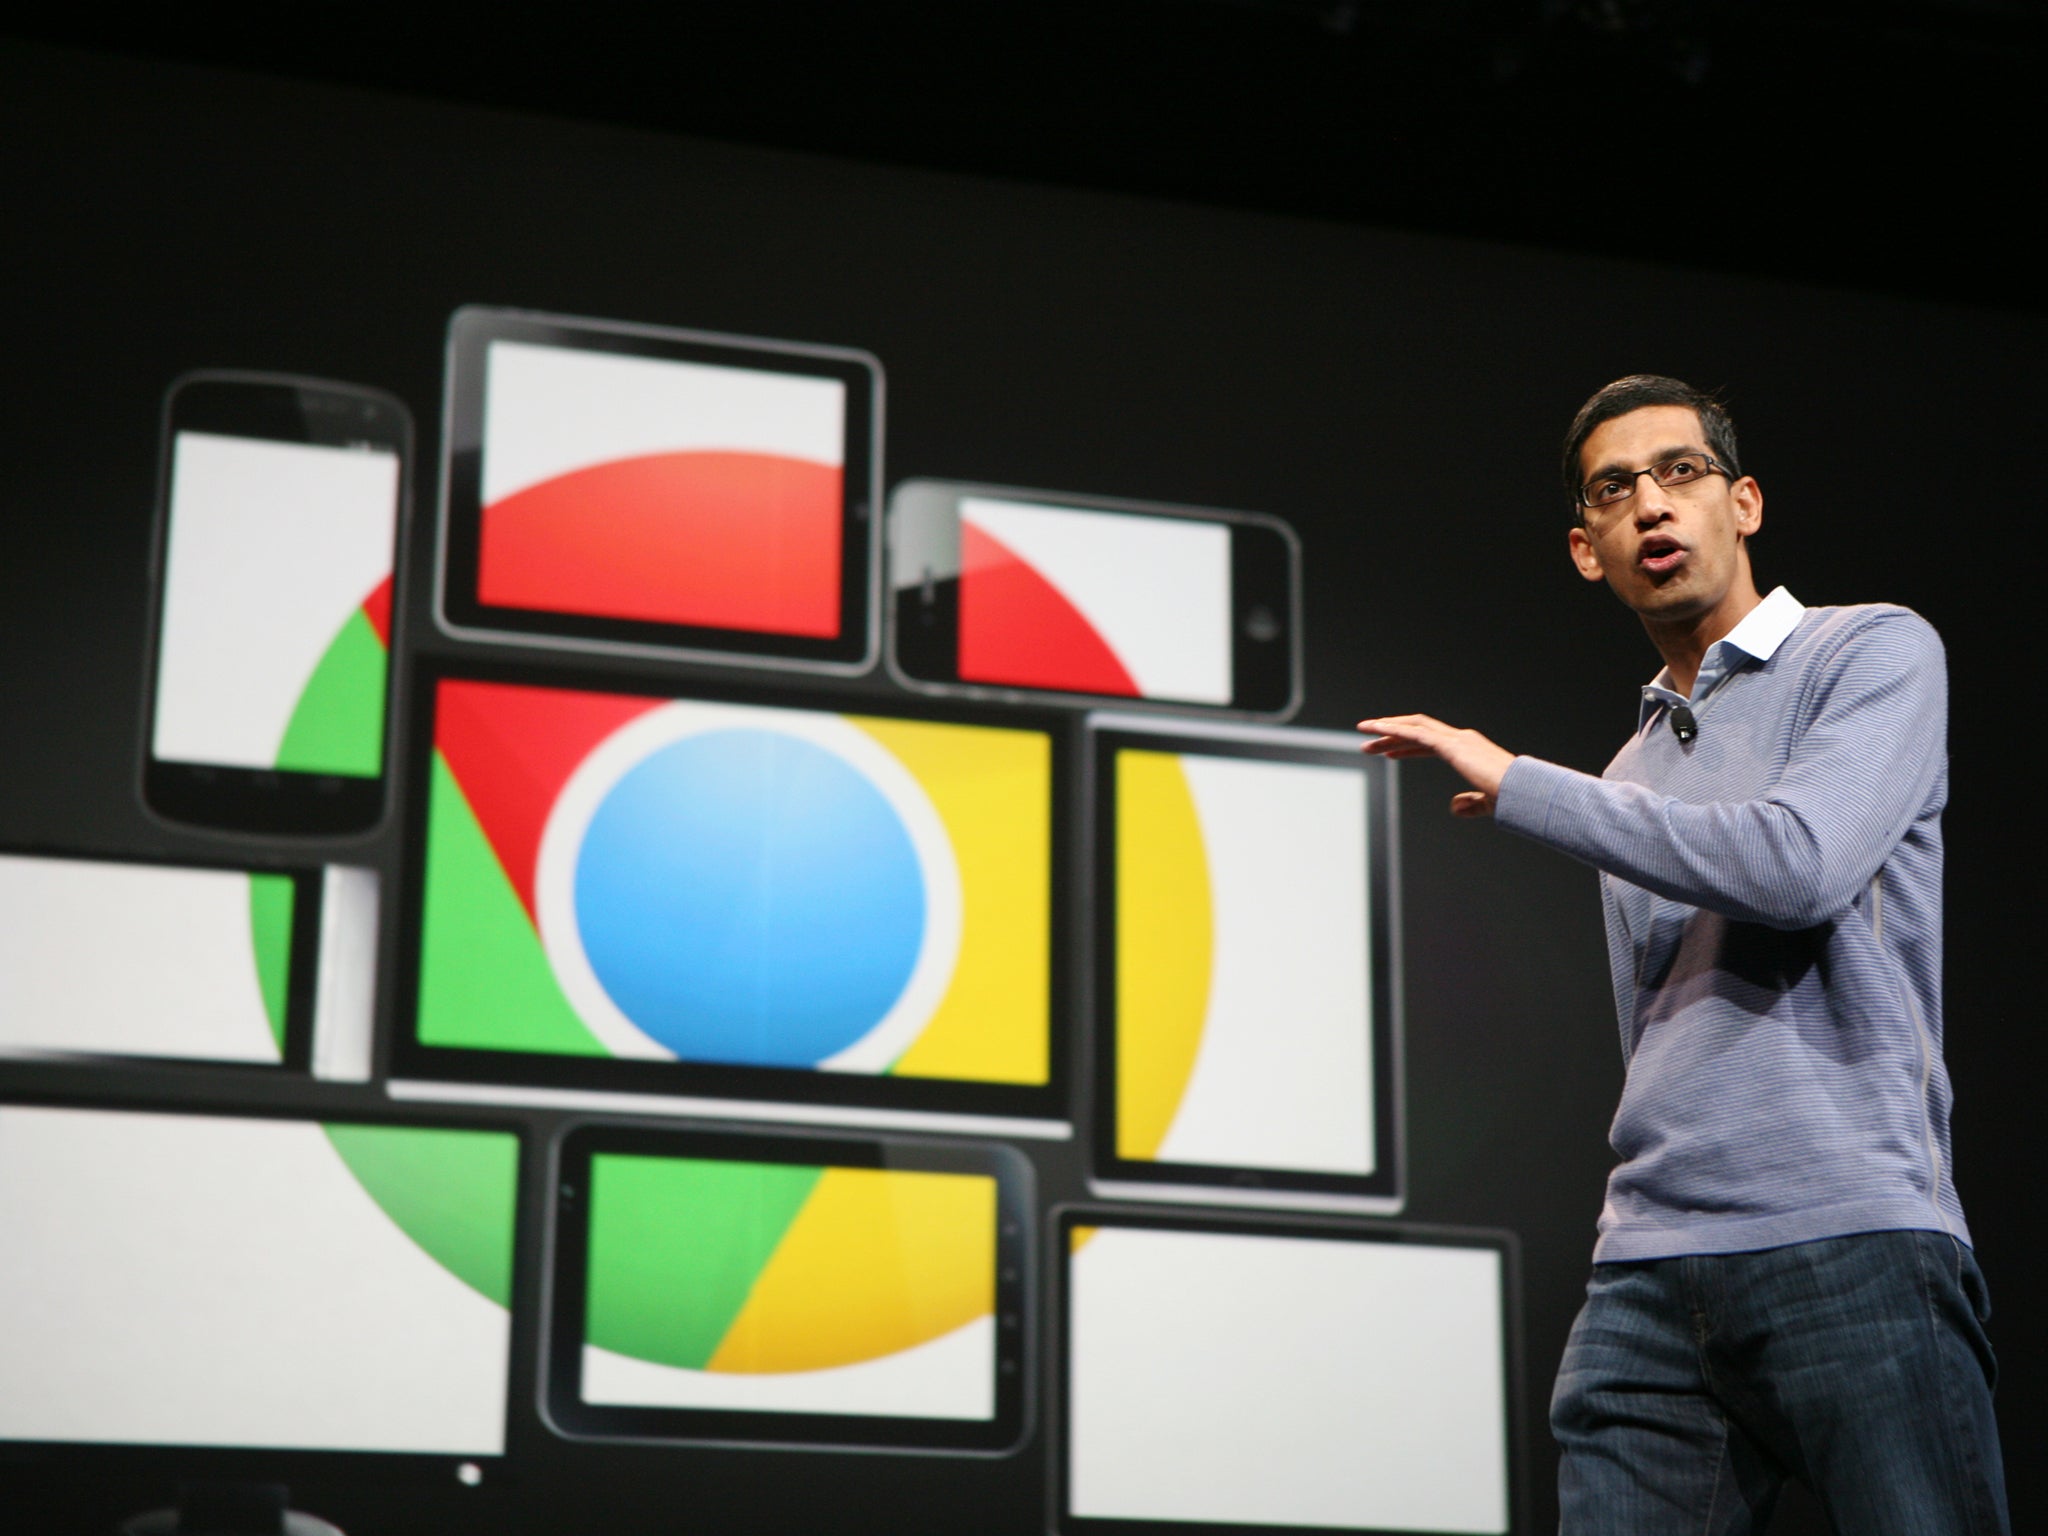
[1114, 750, 1214, 1161]
[851, 716, 1052, 1084]
[708, 1166, 996, 1374]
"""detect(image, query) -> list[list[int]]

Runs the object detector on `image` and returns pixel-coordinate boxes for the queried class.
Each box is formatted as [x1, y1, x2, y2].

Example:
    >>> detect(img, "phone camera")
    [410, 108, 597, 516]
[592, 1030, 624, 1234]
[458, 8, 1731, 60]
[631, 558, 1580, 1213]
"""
[1244, 605, 1280, 643]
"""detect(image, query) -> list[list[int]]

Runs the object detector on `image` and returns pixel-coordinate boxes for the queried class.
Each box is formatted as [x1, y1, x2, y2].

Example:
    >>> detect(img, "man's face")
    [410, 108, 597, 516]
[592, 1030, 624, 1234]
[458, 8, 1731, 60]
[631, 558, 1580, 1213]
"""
[1567, 404, 1763, 626]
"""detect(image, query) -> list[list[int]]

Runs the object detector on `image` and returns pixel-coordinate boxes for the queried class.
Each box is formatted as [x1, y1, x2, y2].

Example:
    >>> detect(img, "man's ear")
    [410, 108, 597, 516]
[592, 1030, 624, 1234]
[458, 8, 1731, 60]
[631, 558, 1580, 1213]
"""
[1732, 476, 1763, 537]
[1567, 523, 1606, 583]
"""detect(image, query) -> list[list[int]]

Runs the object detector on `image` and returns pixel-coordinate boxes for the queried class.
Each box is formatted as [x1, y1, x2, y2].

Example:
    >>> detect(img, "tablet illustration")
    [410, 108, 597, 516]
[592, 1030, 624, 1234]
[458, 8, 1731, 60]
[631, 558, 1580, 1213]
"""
[437, 307, 881, 673]
[392, 662, 1070, 1124]
[1055, 1207, 1520, 1535]
[1086, 716, 1401, 1211]
[544, 1123, 1029, 1454]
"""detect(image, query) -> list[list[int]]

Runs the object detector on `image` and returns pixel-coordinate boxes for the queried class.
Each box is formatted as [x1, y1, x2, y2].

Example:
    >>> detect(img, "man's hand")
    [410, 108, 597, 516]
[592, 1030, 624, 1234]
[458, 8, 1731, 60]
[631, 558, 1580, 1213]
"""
[1357, 715, 1515, 818]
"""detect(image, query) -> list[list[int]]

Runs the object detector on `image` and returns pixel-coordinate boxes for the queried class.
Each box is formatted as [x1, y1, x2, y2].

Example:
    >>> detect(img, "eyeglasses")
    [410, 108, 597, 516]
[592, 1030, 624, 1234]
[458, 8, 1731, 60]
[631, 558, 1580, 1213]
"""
[1577, 452, 1731, 512]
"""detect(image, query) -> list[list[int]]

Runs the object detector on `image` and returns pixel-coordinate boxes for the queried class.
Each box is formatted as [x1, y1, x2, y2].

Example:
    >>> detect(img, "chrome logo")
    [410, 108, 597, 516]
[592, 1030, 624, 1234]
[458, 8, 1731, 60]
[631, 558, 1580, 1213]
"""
[415, 678, 1051, 1083]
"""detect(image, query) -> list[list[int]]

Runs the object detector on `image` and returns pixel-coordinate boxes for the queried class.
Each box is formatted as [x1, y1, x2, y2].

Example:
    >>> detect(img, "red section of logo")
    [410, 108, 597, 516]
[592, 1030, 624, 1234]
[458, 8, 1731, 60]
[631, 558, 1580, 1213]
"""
[957, 521, 1138, 696]
[476, 450, 843, 638]
[434, 678, 661, 920]
[363, 573, 393, 649]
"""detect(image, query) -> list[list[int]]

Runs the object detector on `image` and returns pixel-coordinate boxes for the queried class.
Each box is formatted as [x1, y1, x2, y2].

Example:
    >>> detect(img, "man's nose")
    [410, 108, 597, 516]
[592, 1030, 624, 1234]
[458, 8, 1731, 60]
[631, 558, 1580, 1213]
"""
[1632, 472, 1676, 520]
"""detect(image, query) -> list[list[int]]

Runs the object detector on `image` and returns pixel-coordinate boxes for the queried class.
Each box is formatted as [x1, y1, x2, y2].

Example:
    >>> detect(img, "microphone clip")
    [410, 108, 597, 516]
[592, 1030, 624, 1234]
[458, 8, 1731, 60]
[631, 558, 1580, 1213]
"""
[1669, 705, 1698, 744]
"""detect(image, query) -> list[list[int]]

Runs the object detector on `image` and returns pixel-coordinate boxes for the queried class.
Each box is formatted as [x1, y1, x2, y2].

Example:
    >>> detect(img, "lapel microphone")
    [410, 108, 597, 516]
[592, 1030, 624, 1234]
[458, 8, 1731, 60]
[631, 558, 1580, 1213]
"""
[1669, 705, 1698, 743]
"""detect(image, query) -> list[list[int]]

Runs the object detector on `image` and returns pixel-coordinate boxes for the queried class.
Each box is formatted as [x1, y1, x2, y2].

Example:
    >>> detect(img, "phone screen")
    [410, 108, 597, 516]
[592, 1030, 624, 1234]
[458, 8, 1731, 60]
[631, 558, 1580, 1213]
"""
[890, 482, 1298, 716]
[144, 374, 408, 835]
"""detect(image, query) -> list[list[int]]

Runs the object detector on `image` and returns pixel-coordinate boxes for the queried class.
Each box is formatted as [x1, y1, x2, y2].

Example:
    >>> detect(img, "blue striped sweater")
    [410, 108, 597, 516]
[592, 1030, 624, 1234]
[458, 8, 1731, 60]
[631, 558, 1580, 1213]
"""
[1495, 598, 1970, 1262]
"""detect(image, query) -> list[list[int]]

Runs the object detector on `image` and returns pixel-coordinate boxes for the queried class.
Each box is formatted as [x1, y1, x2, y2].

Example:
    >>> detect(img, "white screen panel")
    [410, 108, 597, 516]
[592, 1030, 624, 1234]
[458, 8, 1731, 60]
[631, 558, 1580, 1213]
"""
[153, 432, 397, 770]
[0, 854, 282, 1063]
[0, 1106, 513, 1455]
[1068, 1225, 1508, 1534]
[1130, 753, 1374, 1176]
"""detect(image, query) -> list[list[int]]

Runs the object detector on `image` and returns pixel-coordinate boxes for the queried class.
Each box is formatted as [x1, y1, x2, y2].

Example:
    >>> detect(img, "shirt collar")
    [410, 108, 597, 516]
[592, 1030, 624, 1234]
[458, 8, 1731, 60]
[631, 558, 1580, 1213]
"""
[1638, 587, 1806, 732]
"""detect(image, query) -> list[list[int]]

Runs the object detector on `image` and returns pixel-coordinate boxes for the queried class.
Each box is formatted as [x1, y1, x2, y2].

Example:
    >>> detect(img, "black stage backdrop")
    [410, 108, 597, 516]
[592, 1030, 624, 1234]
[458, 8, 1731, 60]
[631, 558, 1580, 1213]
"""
[1, 37, 2039, 1536]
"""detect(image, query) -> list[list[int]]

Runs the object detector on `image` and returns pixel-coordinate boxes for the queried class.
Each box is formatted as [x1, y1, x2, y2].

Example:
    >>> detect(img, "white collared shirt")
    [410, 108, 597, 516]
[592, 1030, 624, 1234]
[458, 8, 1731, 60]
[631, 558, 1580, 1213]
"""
[1637, 586, 1807, 734]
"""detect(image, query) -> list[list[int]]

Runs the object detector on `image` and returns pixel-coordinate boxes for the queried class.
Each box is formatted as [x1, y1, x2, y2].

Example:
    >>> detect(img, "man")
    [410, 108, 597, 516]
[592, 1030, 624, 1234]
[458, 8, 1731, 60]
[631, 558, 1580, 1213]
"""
[1359, 376, 2007, 1533]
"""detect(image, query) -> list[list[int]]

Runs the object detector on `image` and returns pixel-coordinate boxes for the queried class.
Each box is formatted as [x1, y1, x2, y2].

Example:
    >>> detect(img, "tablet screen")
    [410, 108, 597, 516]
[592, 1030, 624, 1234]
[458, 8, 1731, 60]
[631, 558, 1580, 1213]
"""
[0, 1104, 519, 1457]
[1091, 723, 1399, 1206]
[548, 1127, 1028, 1452]
[1060, 1213, 1514, 1535]
[440, 309, 880, 671]
[0, 851, 317, 1067]
[480, 342, 845, 635]
[399, 669, 1063, 1118]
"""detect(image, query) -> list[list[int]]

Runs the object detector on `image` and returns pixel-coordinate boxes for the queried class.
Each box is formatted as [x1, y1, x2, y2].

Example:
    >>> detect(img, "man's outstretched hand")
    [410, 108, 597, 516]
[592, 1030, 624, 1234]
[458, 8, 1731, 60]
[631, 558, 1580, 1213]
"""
[1357, 715, 1516, 818]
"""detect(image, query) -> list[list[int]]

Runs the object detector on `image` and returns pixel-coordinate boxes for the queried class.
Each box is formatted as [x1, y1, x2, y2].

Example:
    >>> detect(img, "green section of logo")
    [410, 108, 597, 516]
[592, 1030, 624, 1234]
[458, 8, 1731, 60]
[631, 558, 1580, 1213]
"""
[586, 1155, 822, 1370]
[323, 1123, 519, 1308]
[277, 603, 385, 778]
[247, 872, 296, 1054]
[417, 753, 609, 1056]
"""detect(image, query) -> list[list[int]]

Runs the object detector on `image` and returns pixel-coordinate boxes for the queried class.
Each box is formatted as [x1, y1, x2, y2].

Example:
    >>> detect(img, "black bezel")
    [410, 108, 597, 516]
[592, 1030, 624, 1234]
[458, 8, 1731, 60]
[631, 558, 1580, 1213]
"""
[0, 1092, 529, 1477]
[887, 480, 1301, 718]
[436, 306, 882, 671]
[389, 655, 1075, 1123]
[1085, 724, 1402, 1208]
[0, 843, 323, 1074]
[543, 1121, 1031, 1454]
[1050, 1204, 1526, 1536]
[139, 371, 410, 839]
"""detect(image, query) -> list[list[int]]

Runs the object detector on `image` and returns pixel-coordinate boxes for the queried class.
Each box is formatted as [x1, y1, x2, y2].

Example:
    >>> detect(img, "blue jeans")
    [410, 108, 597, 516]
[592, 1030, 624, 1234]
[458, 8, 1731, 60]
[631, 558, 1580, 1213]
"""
[1552, 1231, 2008, 1535]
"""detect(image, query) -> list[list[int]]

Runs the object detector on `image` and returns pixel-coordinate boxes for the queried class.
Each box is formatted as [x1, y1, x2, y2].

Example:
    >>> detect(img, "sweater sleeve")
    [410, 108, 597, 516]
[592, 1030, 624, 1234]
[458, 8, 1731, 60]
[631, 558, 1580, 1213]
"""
[1493, 610, 1947, 931]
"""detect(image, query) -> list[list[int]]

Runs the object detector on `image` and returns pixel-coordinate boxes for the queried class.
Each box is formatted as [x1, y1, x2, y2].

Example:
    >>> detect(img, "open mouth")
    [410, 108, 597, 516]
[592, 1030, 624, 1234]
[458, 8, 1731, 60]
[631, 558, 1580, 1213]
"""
[1638, 533, 1686, 575]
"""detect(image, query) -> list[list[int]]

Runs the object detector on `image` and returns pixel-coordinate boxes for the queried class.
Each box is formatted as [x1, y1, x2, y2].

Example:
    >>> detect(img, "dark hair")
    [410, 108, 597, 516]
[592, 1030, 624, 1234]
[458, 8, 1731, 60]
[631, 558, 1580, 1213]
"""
[1561, 375, 1742, 515]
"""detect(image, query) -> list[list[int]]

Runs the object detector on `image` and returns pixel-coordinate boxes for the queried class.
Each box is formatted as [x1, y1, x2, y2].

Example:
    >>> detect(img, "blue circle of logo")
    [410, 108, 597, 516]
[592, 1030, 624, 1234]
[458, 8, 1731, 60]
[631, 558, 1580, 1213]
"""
[573, 727, 927, 1067]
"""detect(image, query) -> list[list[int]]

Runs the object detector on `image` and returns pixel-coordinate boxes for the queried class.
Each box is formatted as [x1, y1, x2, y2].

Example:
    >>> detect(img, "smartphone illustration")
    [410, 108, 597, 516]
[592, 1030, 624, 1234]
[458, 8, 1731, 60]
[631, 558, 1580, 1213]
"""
[141, 371, 410, 836]
[888, 480, 1301, 718]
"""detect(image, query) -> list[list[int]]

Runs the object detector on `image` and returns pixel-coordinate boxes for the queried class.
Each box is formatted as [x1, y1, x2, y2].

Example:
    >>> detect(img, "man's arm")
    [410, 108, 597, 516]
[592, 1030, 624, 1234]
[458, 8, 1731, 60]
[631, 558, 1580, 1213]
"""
[1361, 610, 1947, 931]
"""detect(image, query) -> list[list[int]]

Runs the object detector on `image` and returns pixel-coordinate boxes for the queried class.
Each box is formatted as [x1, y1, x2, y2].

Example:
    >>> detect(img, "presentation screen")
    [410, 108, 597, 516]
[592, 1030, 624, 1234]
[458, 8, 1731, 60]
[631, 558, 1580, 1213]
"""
[1057, 1209, 1518, 1536]
[1087, 719, 1400, 1209]
[393, 663, 1068, 1121]
[0, 849, 322, 1069]
[0, 1102, 521, 1458]
[545, 1124, 1029, 1453]
[436, 307, 881, 673]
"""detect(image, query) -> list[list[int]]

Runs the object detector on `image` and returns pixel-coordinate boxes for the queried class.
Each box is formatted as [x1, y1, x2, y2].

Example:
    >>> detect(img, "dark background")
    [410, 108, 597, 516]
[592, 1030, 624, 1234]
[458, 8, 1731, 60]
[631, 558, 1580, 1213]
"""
[1, 9, 2041, 1533]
